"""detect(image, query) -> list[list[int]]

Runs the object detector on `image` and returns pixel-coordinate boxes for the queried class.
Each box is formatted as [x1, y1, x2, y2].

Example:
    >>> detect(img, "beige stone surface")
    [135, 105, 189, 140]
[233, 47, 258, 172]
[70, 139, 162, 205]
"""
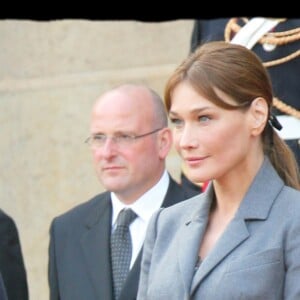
[0, 19, 193, 299]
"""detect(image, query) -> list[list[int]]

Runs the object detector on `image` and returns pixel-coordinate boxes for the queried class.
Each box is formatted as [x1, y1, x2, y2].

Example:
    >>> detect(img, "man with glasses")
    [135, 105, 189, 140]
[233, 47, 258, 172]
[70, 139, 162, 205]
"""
[48, 83, 189, 300]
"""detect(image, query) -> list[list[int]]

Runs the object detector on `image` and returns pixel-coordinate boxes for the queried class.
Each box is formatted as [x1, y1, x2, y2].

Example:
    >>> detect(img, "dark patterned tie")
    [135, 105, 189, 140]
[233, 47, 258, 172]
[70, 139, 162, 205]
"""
[110, 208, 137, 300]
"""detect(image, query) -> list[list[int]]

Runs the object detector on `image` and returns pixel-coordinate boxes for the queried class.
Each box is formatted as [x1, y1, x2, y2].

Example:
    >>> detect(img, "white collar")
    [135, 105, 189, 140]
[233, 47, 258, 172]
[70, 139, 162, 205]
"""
[111, 170, 170, 225]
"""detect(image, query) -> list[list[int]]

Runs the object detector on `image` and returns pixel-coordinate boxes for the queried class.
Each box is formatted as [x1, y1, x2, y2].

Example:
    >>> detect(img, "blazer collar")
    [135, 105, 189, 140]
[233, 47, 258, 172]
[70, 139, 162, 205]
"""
[187, 156, 285, 223]
[180, 157, 285, 294]
[236, 156, 284, 220]
[177, 188, 213, 294]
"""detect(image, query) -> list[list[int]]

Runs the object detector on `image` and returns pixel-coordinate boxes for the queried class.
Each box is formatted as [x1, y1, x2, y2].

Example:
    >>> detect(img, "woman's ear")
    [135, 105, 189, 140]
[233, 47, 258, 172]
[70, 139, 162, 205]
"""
[249, 97, 268, 136]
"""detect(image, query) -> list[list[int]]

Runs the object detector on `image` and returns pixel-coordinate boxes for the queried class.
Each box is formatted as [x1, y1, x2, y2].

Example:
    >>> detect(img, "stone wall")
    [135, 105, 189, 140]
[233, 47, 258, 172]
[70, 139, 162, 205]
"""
[0, 19, 194, 299]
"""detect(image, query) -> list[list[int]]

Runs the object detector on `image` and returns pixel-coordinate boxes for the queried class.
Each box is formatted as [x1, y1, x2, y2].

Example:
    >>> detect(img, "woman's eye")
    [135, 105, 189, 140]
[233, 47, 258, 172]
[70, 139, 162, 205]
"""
[169, 118, 183, 127]
[198, 115, 210, 123]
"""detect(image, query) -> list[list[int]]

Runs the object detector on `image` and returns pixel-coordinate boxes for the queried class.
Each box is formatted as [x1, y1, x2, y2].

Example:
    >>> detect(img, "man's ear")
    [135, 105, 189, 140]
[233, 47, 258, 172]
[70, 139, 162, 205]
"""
[249, 97, 268, 136]
[158, 128, 173, 158]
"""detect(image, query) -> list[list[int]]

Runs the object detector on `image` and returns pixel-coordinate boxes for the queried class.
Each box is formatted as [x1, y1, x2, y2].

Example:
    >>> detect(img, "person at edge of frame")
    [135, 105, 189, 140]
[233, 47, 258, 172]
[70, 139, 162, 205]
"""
[0, 209, 29, 300]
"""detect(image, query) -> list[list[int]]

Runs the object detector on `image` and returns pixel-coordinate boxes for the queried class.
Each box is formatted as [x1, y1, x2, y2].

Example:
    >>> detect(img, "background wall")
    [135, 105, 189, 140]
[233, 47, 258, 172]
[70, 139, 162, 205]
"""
[0, 19, 194, 299]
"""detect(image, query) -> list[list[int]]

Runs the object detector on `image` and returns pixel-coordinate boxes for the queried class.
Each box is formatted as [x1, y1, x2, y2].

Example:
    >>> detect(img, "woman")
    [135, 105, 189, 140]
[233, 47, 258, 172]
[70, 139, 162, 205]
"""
[137, 41, 300, 300]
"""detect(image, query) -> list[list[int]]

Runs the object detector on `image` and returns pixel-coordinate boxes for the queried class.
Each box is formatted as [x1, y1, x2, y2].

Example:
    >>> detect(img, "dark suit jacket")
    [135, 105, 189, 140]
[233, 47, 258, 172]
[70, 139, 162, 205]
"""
[0, 209, 28, 300]
[0, 272, 8, 300]
[48, 175, 189, 300]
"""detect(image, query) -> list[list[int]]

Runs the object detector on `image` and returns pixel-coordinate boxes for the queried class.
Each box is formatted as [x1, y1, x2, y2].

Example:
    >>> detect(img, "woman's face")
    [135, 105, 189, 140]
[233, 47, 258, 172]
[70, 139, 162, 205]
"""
[169, 81, 253, 183]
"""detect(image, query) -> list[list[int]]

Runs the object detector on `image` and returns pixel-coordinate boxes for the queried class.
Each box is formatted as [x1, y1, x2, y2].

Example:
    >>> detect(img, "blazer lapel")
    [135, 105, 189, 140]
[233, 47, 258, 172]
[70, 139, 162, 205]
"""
[177, 188, 213, 294]
[191, 218, 249, 292]
[191, 157, 284, 293]
[80, 194, 113, 300]
[178, 216, 207, 294]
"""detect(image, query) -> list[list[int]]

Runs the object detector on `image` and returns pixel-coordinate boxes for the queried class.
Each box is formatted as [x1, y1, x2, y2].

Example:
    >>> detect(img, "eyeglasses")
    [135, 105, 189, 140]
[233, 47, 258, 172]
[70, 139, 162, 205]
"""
[85, 128, 164, 148]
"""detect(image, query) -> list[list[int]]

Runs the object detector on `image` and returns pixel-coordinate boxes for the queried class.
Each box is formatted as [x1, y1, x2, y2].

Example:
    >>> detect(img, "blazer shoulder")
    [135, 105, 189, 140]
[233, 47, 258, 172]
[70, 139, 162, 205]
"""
[277, 186, 300, 208]
[161, 193, 203, 218]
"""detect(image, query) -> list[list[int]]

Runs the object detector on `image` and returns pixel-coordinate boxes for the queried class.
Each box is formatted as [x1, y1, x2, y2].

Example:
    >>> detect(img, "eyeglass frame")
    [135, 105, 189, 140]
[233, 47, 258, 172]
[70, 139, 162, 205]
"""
[85, 127, 164, 148]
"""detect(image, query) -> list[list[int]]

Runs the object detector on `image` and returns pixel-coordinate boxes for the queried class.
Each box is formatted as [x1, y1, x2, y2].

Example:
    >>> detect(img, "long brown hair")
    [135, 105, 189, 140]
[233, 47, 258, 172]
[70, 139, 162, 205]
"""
[165, 41, 300, 189]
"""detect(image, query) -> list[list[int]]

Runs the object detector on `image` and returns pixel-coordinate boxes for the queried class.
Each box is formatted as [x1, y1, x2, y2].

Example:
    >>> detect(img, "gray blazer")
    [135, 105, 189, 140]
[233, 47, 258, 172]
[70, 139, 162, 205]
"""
[137, 158, 300, 300]
[48, 175, 189, 300]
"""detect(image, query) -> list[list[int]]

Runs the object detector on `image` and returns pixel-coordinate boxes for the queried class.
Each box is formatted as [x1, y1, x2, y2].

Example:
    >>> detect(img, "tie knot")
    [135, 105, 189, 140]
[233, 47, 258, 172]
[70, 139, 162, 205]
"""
[116, 209, 137, 227]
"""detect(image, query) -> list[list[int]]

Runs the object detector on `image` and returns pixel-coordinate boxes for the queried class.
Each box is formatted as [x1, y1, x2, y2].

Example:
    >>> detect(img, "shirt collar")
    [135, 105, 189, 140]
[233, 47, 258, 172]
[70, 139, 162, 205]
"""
[111, 170, 170, 225]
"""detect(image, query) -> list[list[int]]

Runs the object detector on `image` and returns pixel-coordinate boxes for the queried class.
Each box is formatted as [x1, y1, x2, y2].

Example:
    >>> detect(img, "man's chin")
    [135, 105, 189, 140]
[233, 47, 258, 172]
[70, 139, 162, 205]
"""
[100, 180, 124, 192]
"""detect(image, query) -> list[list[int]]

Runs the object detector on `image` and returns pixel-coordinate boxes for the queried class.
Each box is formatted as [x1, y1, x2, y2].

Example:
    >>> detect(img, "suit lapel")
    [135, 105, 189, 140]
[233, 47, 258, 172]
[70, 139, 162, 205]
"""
[178, 216, 207, 294]
[119, 176, 185, 300]
[119, 250, 143, 300]
[191, 157, 284, 293]
[80, 193, 114, 300]
[72, 175, 190, 300]
[120, 175, 188, 300]
[191, 218, 249, 292]
[177, 188, 212, 294]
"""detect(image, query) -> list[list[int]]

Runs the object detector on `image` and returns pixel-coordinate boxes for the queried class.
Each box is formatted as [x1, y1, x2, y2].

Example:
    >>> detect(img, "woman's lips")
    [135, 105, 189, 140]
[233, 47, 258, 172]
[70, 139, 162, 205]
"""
[184, 156, 208, 167]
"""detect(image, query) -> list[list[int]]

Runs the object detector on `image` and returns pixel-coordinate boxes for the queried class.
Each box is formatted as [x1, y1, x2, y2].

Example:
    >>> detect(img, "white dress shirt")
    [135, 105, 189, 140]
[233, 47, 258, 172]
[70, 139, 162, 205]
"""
[111, 169, 170, 268]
